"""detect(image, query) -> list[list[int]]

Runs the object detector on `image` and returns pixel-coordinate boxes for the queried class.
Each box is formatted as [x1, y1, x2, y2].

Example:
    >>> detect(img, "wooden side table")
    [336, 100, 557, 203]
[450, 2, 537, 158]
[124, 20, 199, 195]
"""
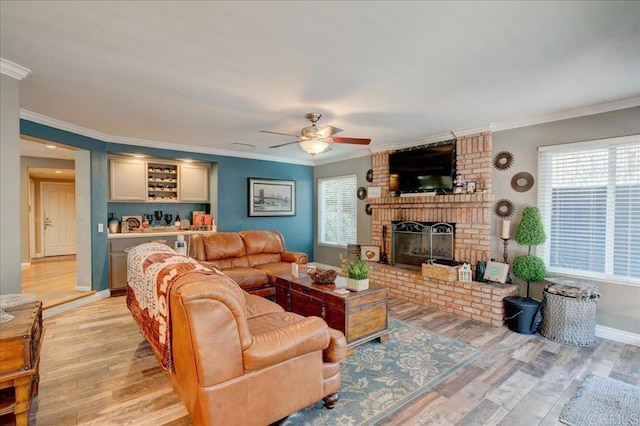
[0, 301, 43, 425]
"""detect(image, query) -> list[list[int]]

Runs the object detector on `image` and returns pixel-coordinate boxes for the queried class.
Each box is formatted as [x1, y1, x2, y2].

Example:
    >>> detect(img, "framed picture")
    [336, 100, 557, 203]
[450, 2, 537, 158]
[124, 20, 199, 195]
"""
[248, 178, 296, 216]
[466, 181, 477, 194]
[484, 261, 509, 283]
[122, 216, 142, 231]
[360, 245, 380, 262]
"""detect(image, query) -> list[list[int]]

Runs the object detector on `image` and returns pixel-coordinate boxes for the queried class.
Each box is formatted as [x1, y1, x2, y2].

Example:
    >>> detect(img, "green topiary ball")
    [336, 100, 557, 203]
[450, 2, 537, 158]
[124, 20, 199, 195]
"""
[513, 254, 546, 282]
[515, 207, 546, 246]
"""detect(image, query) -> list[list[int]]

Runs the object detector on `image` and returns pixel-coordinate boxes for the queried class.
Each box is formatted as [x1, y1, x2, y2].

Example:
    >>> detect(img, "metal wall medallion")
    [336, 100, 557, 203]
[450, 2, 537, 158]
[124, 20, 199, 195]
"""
[357, 186, 367, 200]
[511, 172, 534, 192]
[366, 169, 374, 182]
[493, 151, 514, 170]
[365, 204, 372, 215]
[494, 199, 515, 218]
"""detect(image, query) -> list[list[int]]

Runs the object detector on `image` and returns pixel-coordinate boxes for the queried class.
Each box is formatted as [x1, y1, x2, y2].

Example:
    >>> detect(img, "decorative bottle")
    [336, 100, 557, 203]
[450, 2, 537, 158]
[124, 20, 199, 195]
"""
[174, 212, 181, 228]
[108, 213, 120, 234]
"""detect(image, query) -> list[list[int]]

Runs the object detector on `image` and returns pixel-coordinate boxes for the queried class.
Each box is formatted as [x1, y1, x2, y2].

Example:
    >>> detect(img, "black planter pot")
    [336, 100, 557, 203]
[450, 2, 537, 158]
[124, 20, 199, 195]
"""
[504, 296, 542, 335]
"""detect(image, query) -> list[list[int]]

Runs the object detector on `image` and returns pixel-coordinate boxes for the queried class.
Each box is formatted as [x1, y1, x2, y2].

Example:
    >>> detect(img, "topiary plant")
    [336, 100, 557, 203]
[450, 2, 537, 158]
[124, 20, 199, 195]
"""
[515, 206, 546, 246]
[513, 206, 547, 298]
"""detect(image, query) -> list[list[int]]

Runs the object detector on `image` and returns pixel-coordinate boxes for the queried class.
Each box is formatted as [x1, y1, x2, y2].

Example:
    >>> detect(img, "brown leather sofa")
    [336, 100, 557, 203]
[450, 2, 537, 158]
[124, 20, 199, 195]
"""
[189, 230, 308, 297]
[167, 270, 347, 425]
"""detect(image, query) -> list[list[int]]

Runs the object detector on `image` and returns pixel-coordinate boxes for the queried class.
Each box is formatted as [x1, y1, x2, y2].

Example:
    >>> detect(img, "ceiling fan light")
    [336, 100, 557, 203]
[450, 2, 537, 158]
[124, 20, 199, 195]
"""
[299, 139, 329, 156]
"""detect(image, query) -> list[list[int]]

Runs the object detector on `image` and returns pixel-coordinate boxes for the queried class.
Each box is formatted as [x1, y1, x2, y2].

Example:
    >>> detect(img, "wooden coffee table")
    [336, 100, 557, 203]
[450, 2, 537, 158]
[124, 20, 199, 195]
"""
[274, 272, 389, 354]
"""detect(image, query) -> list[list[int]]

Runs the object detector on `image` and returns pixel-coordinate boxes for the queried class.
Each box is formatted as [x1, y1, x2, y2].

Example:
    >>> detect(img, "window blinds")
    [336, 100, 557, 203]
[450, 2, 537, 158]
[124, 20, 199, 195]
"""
[538, 135, 640, 284]
[318, 175, 357, 247]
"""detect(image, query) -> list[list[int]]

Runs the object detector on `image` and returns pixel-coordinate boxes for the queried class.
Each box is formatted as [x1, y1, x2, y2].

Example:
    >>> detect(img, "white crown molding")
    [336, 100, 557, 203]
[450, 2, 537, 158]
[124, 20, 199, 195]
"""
[596, 324, 640, 347]
[21, 109, 112, 140]
[19, 110, 314, 166]
[493, 96, 640, 132]
[0, 58, 32, 80]
[452, 123, 496, 137]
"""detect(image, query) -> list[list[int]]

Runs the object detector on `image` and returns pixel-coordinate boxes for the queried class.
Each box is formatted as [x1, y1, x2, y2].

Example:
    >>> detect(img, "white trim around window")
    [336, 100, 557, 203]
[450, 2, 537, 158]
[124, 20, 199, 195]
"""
[318, 174, 357, 247]
[538, 134, 640, 286]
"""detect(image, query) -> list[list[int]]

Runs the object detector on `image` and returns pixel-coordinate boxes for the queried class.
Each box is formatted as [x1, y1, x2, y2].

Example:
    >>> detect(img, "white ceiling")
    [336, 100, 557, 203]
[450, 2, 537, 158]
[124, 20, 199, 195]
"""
[2, 1, 639, 164]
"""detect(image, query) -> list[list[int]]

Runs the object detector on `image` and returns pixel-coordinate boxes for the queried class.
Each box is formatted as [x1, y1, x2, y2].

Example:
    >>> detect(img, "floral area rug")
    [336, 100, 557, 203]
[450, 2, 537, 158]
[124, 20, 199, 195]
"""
[279, 317, 482, 426]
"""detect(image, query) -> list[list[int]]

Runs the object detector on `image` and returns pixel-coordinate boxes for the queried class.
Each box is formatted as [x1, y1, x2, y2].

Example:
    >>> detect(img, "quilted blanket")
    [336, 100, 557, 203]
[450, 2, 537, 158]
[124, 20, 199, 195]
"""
[126, 242, 219, 372]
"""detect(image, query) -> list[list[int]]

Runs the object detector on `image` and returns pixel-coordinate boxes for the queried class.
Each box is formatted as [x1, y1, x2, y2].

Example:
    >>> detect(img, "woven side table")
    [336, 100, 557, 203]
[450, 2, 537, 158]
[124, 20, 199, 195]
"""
[539, 278, 599, 347]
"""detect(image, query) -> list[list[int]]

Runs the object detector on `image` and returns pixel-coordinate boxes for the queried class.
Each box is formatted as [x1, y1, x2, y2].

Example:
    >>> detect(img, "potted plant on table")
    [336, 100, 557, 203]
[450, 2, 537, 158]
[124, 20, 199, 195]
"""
[346, 258, 370, 291]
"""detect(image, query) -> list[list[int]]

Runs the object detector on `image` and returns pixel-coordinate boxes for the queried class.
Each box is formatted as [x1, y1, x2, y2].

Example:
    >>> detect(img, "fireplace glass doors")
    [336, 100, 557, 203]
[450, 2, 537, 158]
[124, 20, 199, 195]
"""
[391, 221, 454, 270]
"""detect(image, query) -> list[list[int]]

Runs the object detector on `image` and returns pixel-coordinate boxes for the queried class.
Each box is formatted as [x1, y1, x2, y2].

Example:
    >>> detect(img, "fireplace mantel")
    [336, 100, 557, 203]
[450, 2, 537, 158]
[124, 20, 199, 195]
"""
[368, 193, 494, 207]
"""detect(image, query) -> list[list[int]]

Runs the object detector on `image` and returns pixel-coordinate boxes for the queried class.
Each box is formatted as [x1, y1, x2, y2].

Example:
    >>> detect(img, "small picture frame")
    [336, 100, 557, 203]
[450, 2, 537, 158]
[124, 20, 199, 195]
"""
[360, 245, 380, 262]
[484, 261, 509, 283]
[122, 216, 142, 231]
[466, 181, 477, 194]
[194, 214, 212, 226]
[368, 186, 382, 198]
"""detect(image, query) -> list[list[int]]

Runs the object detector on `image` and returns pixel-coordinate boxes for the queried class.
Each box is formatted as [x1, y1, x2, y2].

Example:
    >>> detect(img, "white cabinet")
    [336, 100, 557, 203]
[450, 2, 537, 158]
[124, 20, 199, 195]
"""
[109, 159, 147, 201]
[179, 163, 209, 202]
[109, 157, 209, 203]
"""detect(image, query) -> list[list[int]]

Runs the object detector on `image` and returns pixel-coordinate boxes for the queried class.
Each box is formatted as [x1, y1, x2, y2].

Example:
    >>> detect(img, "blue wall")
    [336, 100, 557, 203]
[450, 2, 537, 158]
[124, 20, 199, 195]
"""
[20, 120, 314, 291]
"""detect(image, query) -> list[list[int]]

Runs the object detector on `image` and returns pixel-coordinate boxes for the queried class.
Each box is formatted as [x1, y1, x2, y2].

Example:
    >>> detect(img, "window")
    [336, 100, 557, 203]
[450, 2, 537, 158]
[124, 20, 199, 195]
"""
[318, 175, 357, 247]
[538, 135, 640, 285]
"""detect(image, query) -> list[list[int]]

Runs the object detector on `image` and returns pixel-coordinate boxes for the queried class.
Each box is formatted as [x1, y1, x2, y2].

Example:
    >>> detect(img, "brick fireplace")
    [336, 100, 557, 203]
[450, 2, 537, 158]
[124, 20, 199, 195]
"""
[365, 132, 517, 326]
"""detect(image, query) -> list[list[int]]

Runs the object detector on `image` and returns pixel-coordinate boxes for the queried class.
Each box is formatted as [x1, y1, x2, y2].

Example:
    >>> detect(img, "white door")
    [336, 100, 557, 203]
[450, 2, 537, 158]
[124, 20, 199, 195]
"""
[42, 182, 76, 256]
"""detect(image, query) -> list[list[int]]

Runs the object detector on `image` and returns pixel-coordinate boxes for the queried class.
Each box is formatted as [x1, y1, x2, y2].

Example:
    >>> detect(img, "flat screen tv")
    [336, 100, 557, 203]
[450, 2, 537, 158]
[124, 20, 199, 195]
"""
[388, 142, 456, 194]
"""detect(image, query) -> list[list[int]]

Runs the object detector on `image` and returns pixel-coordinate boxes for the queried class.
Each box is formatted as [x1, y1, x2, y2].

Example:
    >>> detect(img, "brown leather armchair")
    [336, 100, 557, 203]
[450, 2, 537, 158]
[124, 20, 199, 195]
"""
[167, 271, 347, 425]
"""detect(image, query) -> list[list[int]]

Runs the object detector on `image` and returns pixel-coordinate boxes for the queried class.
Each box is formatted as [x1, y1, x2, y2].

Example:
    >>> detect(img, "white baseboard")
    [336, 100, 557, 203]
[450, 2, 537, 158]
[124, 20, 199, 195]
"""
[43, 289, 111, 319]
[75, 285, 92, 292]
[21, 262, 31, 267]
[595, 324, 640, 347]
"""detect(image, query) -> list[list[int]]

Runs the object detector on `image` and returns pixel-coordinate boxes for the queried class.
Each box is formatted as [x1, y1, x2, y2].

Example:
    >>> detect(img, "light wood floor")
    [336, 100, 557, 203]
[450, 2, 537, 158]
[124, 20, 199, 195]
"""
[21, 255, 93, 309]
[30, 296, 639, 425]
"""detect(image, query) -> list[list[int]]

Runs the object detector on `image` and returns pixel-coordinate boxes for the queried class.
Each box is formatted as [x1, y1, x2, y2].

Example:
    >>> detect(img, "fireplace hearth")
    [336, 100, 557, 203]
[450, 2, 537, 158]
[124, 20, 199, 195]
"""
[391, 221, 454, 270]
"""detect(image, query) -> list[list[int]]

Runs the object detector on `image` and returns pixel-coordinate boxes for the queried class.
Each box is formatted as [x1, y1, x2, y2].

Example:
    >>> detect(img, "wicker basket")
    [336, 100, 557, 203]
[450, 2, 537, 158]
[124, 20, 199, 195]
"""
[540, 289, 598, 347]
[422, 264, 458, 282]
[308, 269, 337, 284]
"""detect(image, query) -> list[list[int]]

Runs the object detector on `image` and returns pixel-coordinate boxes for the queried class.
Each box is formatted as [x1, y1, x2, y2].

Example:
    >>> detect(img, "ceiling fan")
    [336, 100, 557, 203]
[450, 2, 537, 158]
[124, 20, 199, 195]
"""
[260, 112, 371, 156]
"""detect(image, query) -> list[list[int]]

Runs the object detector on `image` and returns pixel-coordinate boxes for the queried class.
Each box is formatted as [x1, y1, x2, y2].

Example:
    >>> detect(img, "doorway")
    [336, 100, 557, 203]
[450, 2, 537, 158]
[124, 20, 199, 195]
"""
[21, 137, 93, 306]
[41, 182, 76, 257]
